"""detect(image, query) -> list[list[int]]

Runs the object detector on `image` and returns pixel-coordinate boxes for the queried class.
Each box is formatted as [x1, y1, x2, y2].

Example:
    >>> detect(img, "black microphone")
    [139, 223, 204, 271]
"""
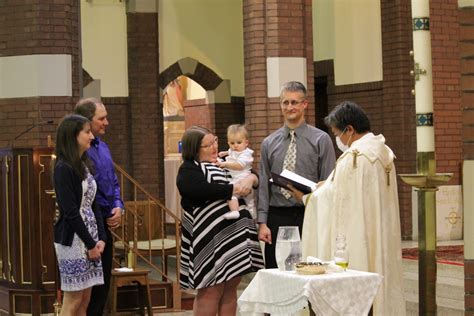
[9, 120, 54, 147]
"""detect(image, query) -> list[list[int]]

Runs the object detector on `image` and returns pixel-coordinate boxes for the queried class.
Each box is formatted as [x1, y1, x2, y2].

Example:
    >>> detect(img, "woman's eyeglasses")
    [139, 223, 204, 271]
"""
[200, 136, 218, 148]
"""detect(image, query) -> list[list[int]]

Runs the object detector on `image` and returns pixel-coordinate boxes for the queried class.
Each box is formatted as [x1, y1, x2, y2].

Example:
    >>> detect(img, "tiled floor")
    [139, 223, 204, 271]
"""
[403, 240, 464, 315]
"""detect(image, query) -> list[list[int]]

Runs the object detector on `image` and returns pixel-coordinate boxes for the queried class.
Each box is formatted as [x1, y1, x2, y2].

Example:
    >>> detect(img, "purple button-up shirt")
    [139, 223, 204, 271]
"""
[87, 137, 124, 217]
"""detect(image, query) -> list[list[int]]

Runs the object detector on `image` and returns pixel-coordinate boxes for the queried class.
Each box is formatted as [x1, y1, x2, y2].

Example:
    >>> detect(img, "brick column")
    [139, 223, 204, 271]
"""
[126, 2, 163, 198]
[243, 0, 314, 163]
[430, 0, 462, 184]
[460, 9, 474, 160]
[381, 0, 417, 238]
[0, 1, 81, 148]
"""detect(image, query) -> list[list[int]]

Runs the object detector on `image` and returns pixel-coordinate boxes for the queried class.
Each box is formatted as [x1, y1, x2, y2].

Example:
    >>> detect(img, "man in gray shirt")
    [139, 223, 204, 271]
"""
[258, 81, 336, 268]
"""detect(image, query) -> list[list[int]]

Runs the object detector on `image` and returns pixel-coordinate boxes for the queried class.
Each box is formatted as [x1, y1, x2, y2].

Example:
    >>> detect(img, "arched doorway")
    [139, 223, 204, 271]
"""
[159, 57, 245, 220]
[159, 57, 244, 152]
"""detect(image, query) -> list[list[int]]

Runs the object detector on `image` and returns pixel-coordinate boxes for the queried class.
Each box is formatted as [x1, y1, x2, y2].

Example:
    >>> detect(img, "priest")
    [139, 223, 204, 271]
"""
[290, 101, 406, 315]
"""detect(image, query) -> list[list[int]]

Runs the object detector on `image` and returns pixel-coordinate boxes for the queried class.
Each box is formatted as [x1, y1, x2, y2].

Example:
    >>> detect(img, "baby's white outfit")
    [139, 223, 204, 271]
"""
[226, 147, 255, 218]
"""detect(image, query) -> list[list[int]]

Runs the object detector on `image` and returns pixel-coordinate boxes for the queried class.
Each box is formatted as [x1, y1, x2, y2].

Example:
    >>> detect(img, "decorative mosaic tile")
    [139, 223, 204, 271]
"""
[416, 113, 433, 126]
[413, 17, 430, 31]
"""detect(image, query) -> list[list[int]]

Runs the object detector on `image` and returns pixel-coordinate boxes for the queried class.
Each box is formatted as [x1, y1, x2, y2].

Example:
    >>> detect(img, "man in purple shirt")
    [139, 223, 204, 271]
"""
[74, 98, 123, 316]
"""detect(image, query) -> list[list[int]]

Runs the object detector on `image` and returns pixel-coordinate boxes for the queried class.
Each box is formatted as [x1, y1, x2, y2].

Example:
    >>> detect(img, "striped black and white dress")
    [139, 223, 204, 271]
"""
[177, 160, 264, 290]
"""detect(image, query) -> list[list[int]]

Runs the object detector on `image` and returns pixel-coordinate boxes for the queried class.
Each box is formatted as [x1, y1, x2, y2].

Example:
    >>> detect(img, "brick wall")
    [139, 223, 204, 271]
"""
[101, 97, 131, 172]
[183, 99, 215, 131]
[381, 0, 416, 239]
[328, 83, 384, 134]
[430, 0, 462, 184]
[315, 60, 384, 135]
[215, 97, 245, 151]
[127, 12, 163, 199]
[0, 97, 73, 148]
[0, 1, 80, 149]
[182, 98, 245, 152]
[460, 8, 474, 160]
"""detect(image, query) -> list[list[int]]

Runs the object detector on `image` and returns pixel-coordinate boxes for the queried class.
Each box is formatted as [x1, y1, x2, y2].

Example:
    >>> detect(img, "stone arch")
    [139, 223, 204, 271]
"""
[159, 57, 223, 92]
[158, 57, 243, 153]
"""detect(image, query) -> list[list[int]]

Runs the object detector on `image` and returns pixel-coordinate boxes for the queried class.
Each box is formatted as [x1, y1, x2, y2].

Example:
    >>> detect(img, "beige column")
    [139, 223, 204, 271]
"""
[459, 1, 474, 313]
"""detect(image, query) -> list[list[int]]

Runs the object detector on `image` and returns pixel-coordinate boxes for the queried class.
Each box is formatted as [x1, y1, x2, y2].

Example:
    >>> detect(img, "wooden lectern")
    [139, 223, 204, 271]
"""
[0, 148, 57, 315]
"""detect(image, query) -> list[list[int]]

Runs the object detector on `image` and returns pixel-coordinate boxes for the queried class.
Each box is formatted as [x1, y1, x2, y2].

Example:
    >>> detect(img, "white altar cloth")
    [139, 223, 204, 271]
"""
[238, 269, 383, 316]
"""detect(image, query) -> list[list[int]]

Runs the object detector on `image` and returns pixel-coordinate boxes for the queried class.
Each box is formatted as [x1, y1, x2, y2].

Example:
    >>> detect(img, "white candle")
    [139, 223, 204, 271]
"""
[416, 126, 435, 152]
[411, 0, 435, 152]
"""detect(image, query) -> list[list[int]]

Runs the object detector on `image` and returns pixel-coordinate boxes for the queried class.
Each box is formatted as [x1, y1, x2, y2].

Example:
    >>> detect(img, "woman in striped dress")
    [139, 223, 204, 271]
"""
[177, 126, 264, 315]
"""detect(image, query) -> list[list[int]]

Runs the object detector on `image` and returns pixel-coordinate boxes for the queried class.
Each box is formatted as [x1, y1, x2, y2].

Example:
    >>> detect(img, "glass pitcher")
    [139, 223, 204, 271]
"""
[275, 226, 302, 271]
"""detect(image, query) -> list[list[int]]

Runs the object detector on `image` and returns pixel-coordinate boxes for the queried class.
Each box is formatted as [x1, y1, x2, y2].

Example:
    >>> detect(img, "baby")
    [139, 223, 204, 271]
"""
[217, 124, 255, 220]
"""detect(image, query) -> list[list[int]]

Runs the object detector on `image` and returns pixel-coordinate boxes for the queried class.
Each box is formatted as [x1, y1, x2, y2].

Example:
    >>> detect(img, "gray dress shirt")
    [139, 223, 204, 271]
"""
[257, 122, 336, 223]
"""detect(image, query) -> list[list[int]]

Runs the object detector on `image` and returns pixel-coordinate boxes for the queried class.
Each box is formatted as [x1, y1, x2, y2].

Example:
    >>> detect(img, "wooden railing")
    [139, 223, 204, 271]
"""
[112, 163, 182, 311]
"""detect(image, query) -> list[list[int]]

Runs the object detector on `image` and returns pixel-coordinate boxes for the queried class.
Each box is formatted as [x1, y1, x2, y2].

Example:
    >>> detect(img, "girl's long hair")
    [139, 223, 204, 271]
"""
[54, 114, 93, 179]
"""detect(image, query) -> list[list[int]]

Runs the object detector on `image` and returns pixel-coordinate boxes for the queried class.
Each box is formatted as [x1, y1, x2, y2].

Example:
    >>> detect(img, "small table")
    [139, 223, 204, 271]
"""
[238, 269, 382, 316]
[110, 269, 153, 315]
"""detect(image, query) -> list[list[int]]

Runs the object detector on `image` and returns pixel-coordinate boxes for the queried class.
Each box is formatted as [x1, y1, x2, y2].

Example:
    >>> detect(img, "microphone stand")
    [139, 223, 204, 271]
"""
[8, 120, 54, 147]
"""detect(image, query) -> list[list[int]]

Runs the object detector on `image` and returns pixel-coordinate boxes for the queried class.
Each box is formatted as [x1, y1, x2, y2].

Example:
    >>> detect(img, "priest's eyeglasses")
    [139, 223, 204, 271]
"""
[201, 136, 218, 149]
[334, 128, 347, 138]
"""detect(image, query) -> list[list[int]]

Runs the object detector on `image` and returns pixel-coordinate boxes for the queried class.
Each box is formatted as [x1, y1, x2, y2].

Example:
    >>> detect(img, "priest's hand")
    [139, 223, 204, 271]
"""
[258, 223, 272, 244]
[287, 184, 304, 203]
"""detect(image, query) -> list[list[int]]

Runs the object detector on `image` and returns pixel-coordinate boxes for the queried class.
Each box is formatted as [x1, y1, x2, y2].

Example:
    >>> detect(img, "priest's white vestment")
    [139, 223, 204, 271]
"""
[302, 133, 406, 315]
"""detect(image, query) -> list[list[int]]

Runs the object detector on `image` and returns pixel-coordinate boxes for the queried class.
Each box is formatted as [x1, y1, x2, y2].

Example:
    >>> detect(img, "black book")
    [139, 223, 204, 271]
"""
[270, 169, 317, 195]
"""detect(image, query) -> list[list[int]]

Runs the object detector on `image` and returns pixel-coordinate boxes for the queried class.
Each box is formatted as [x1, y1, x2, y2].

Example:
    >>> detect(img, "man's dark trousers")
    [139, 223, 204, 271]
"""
[87, 227, 112, 316]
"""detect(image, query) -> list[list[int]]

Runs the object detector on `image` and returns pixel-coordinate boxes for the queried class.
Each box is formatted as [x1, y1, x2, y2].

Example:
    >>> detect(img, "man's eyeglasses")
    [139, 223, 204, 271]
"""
[281, 99, 306, 107]
[200, 136, 218, 148]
